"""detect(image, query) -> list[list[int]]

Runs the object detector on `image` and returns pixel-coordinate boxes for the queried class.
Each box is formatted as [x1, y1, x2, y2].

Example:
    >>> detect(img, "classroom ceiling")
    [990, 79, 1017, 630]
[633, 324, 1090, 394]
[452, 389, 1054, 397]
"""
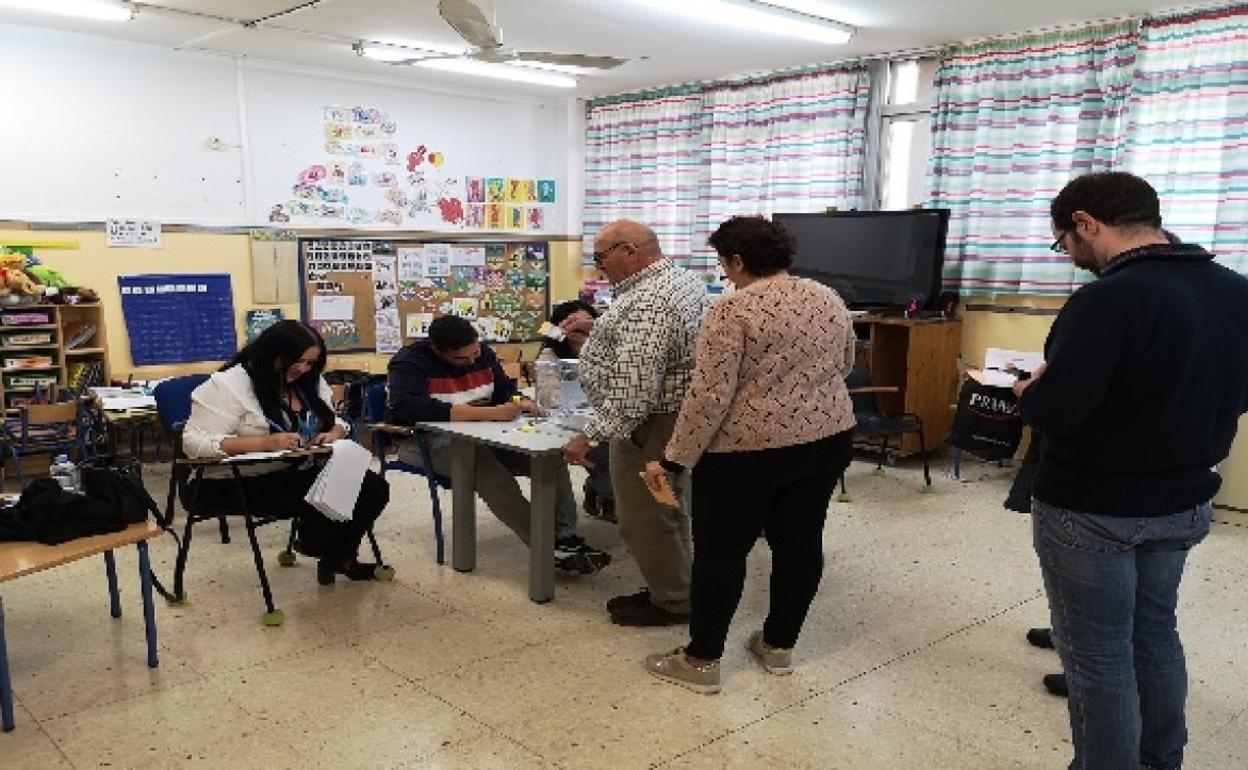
[0, 0, 1195, 98]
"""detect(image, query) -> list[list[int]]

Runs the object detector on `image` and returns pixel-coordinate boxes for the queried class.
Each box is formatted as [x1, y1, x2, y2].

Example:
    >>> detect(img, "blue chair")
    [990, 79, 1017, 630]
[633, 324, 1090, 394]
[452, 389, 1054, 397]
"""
[362, 382, 446, 564]
[1, 399, 91, 488]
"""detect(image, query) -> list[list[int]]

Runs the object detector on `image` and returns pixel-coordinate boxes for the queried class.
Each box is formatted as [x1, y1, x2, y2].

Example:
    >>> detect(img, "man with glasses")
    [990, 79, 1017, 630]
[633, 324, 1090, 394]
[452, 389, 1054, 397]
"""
[1015, 171, 1248, 770]
[563, 219, 710, 626]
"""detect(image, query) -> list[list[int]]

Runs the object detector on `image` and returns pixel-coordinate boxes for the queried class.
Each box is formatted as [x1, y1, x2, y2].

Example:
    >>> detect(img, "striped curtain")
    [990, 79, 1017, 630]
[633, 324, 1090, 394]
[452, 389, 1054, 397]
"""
[693, 66, 871, 271]
[584, 66, 870, 272]
[583, 87, 705, 266]
[1125, 4, 1248, 273]
[929, 22, 1139, 295]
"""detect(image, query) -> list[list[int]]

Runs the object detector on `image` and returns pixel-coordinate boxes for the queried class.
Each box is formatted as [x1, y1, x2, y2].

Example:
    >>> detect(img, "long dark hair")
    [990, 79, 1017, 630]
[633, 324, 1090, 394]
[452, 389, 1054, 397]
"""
[541, 300, 599, 359]
[224, 320, 334, 432]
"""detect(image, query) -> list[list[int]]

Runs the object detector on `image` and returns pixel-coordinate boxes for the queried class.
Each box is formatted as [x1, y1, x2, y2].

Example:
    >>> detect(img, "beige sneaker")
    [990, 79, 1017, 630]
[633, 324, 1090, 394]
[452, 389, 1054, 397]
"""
[747, 631, 793, 675]
[644, 648, 721, 694]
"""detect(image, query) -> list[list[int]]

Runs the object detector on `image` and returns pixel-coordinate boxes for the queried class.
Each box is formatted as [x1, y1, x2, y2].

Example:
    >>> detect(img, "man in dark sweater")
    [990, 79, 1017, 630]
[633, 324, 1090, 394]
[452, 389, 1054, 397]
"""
[1014, 172, 1248, 770]
[387, 315, 609, 574]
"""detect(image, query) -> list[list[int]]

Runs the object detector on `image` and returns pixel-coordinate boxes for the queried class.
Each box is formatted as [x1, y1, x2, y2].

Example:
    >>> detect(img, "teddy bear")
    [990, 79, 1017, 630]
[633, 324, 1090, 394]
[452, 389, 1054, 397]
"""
[0, 253, 41, 296]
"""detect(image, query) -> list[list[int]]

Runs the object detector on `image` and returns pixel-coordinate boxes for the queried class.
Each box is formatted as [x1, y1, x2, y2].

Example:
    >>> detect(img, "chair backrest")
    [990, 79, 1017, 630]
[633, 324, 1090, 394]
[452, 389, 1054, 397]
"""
[363, 381, 388, 424]
[846, 367, 883, 418]
[24, 400, 79, 425]
[153, 374, 210, 432]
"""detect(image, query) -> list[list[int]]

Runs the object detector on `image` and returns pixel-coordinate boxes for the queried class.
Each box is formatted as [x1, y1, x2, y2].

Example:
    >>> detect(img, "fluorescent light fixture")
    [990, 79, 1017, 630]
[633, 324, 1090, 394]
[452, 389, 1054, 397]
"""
[633, 0, 854, 45]
[414, 58, 577, 88]
[0, 0, 133, 22]
[357, 40, 468, 63]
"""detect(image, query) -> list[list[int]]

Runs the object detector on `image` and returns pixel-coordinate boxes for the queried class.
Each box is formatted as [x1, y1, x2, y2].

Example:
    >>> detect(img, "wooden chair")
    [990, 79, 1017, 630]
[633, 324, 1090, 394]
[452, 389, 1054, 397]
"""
[0, 400, 90, 488]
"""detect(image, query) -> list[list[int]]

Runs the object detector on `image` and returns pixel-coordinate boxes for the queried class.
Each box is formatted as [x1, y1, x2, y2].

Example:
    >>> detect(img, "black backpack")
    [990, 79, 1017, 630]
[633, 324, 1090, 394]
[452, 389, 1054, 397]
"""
[80, 455, 163, 525]
[0, 478, 125, 545]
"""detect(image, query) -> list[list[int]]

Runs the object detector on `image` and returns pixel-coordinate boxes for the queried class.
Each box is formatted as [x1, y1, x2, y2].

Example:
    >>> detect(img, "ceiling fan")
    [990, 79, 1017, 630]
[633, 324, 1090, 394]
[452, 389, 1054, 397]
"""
[432, 0, 629, 71]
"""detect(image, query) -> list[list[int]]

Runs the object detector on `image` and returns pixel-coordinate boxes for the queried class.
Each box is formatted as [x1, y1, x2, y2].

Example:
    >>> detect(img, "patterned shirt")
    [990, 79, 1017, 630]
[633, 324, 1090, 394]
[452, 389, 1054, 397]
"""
[579, 259, 710, 442]
[664, 276, 857, 468]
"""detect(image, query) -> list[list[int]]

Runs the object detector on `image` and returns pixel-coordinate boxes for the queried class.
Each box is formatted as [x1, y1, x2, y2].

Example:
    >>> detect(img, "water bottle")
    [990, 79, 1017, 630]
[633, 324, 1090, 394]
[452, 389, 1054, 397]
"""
[534, 348, 561, 417]
[50, 454, 76, 492]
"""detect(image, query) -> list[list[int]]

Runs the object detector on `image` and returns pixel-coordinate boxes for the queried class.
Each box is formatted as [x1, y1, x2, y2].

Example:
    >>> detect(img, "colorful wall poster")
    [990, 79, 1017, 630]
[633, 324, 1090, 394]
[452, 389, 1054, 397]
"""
[244, 308, 284, 343]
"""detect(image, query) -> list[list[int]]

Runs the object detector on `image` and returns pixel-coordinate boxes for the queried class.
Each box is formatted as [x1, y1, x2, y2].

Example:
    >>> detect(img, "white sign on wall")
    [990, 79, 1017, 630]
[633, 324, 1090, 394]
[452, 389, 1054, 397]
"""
[106, 218, 163, 248]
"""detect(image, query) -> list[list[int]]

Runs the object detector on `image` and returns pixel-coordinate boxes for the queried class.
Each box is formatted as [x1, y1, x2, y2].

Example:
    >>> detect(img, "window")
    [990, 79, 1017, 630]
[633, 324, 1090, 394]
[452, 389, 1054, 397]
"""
[877, 58, 937, 210]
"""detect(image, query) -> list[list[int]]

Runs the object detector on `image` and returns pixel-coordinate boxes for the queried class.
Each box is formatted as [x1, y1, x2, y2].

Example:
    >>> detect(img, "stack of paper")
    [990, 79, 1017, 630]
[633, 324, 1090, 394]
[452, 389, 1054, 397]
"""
[304, 439, 372, 523]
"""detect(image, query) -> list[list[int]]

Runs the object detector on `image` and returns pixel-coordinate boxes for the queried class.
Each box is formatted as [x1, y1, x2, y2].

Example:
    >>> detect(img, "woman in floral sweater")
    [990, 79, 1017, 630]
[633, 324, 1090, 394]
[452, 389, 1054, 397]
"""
[642, 215, 857, 694]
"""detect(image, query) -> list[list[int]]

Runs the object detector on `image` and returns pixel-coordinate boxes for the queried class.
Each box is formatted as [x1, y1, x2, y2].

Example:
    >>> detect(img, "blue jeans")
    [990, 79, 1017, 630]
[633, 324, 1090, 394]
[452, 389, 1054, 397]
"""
[1032, 499, 1212, 770]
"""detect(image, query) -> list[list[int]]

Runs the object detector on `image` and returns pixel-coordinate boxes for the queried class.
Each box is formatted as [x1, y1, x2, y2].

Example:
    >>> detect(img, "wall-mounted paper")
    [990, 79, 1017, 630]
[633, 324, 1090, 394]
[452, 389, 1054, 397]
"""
[450, 246, 486, 267]
[397, 247, 424, 281]
[107, 218, 162, 248]
[311, 295, 355, 321]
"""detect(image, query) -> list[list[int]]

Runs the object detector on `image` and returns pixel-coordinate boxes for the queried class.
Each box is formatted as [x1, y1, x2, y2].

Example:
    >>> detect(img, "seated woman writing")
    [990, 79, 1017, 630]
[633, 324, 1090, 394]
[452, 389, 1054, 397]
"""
[182, 320, 390, 585]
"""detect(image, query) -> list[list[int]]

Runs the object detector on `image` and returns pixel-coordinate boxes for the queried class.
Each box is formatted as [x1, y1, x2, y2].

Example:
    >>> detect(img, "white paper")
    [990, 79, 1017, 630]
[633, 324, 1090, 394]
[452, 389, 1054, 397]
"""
[450, 246, 486, 267]
[311, 295, 355, 321]
[983, 348, 1045, 380]
[304, 439, 372, 522]
[100, 395, 157, 410]
[106, 218, 162, 248]
[398, 247, 424, 281]
[225, 450, 290, 463]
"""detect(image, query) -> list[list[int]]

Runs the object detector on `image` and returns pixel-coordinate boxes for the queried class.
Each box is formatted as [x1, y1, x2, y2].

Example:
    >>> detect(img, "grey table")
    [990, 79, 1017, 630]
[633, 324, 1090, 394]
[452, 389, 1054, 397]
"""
[414, 418, 577, 603]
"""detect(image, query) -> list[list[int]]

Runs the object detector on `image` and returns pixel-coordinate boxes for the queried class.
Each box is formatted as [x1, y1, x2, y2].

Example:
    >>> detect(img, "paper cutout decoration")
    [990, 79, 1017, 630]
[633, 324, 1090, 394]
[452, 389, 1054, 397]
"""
[486, 178, 504, 203]
[538, 179, 556, 203]
[507, 206, 523, 230]
[466, 178, 485, 203]
[439, 198, 464, 225]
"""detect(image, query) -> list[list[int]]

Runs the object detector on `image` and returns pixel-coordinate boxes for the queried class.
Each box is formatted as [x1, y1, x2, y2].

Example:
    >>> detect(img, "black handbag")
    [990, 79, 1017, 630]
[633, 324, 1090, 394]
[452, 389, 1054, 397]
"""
[80, 455, 161, 525]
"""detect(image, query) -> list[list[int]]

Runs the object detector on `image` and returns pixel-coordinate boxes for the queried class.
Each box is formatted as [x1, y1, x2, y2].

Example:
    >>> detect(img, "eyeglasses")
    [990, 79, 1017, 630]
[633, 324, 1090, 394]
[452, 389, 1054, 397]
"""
[1050, 230, 1071, 254]
[592, 241, 631, 266]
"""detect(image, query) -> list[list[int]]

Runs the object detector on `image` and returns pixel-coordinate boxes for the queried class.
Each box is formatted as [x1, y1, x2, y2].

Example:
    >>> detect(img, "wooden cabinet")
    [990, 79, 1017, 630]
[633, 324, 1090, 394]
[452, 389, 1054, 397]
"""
[854, 315, 961, 456]
[0, 303, 109, 407]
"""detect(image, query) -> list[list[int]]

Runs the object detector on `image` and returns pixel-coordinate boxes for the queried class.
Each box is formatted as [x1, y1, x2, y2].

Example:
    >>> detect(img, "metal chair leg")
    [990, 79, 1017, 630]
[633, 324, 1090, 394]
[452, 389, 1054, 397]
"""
[217, 516, 231, 544]
[229, 467, 282, 626]
[917, 423, 933, 491]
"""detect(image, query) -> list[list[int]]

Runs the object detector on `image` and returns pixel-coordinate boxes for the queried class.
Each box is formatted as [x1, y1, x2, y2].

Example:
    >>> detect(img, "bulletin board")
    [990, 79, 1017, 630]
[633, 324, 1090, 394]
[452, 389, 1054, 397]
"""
[118, 273, 237, 365]
[299, 238, 549, 354]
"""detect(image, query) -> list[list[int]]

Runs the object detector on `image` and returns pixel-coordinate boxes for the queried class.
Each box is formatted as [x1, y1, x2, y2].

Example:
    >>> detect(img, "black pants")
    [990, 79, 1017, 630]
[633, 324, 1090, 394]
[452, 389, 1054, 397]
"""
[685, 430, 854, 661]
[195, 467, 389, 560]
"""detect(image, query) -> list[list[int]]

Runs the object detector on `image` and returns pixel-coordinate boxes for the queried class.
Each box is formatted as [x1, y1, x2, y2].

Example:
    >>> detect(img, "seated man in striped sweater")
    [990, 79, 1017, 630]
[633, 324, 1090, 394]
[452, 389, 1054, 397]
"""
[387, 315, 610, 574]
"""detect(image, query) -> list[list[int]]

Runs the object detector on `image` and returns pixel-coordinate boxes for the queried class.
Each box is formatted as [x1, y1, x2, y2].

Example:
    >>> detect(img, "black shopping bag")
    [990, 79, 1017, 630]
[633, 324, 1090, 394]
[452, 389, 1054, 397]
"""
[948, 379, 1023, 461]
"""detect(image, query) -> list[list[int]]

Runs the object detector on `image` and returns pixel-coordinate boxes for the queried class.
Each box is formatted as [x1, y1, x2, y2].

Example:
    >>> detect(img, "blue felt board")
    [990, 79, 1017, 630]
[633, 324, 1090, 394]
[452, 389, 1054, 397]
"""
[118, 273, 237, 365]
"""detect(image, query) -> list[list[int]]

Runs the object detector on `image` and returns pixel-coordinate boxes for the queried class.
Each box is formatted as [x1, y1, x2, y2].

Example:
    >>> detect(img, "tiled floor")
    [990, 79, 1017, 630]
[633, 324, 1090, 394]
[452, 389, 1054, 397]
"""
[3, 458, 1246, 769]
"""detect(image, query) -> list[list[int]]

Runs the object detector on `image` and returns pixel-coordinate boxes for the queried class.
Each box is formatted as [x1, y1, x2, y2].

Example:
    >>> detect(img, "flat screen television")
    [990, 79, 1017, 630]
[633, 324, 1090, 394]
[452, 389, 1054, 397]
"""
[773, 209, 950, 311]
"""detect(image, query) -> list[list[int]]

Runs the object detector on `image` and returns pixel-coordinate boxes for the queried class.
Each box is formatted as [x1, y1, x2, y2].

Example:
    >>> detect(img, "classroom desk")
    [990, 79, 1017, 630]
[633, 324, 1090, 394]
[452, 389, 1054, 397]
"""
[0, 521, 161, 732]
[415, 418, 577, 604]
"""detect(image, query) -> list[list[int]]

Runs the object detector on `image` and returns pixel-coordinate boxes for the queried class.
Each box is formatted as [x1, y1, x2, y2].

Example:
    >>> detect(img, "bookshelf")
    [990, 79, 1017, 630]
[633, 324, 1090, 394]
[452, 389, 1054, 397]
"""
[0, 303, 109, 407]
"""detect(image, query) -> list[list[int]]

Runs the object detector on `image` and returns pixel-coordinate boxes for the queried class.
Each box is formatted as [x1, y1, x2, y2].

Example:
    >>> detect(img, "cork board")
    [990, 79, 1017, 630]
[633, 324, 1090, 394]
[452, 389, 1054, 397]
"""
[300, 237, 549, 354]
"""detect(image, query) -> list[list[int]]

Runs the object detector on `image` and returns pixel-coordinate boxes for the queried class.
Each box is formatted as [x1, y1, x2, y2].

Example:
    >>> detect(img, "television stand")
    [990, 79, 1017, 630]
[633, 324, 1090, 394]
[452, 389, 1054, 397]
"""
[853, 314, 961, 457]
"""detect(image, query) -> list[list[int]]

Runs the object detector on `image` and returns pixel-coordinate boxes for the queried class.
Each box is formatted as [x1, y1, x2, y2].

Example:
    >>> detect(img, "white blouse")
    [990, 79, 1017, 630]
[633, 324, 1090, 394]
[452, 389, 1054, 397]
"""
[182, 365, 347, 459]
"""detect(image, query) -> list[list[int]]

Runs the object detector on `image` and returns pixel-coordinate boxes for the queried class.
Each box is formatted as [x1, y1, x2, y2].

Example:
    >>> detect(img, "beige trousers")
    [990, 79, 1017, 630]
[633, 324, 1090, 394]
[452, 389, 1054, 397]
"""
[608, 413, 692, 612]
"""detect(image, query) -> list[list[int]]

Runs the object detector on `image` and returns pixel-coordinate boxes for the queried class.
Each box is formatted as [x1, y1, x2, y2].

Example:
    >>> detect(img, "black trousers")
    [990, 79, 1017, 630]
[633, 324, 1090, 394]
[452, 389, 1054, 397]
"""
[195, 467, 389, 560]
[685, 430, 854, 661]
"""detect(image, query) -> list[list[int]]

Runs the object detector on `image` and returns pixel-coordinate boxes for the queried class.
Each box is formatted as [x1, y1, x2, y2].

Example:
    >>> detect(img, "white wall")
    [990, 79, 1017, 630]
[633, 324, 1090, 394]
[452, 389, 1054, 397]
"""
[0, 25, 582, 233]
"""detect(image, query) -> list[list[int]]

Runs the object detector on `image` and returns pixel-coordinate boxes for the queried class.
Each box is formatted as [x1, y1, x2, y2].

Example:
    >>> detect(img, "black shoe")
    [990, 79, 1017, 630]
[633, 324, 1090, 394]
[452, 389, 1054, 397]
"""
[610, 599, 690, 627]
[1043, 673, 1068, 697]
[1026, 627, 1055, 649]
[317, 558, 378, 585]
[554, 535, 611, 575]
[597, 497, 616, 524]
[606, 588, 651, 614]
